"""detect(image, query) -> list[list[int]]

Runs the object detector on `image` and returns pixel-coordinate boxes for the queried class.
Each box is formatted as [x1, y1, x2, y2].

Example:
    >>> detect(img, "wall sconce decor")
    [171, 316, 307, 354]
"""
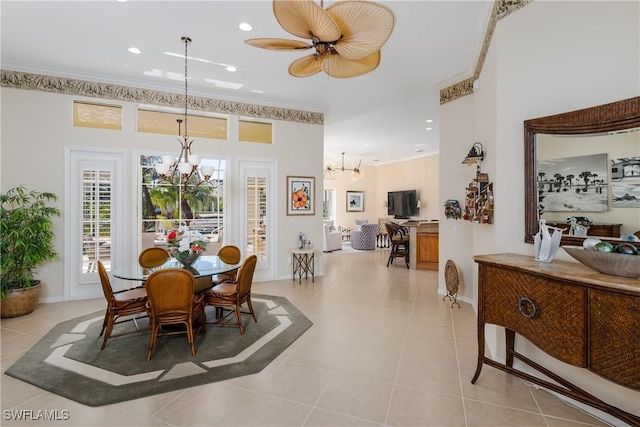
[462, 142, 484, 166]
[444, 199, 462, 220]
[461, 142, 494, 224]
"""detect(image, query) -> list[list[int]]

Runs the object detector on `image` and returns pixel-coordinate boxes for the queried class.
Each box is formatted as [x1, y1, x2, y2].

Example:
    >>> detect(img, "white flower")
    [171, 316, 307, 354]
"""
[168, 225, 207, 254]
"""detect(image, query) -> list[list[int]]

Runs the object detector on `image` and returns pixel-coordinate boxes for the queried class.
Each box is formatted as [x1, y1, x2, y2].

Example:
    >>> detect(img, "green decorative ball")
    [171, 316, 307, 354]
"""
[594, 242, 614, 253]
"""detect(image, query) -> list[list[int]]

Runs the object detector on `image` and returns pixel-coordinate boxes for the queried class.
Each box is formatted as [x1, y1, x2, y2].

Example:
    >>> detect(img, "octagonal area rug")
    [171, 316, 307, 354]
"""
[5, 294, 312, 407]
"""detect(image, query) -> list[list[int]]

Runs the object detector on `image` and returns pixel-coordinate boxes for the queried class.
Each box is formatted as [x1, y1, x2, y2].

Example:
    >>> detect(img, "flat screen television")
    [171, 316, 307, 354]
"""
[387, 190, 417, 219]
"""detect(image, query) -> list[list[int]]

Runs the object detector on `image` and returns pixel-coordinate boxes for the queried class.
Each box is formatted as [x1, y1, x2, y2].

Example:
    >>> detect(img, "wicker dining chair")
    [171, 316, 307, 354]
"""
[138, 247, 170, 268]
[211, 245, 242, 285]
[97, 261, 148, 350]
[204, 254, 258, 335]
[144, 268, 205, 361]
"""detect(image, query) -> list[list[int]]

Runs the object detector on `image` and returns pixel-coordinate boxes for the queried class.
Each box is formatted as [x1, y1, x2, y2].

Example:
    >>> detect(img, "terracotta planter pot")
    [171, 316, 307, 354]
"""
[1, 283, 41, 318]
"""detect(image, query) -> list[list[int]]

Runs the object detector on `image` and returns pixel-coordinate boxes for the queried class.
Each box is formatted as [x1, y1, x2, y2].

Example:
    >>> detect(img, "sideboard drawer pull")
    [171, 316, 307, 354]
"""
[518, 296, 537, 319]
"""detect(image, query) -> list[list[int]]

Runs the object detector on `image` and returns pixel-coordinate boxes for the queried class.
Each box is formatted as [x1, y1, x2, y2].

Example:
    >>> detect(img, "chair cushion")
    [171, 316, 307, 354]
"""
[114, 287, 147, 302]
[209, 281, 236, 297]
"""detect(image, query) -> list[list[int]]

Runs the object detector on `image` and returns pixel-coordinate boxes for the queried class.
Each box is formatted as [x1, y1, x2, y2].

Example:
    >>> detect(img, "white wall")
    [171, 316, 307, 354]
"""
[439, 0, 639, 418]
[324, 154, 440, 230]
[0, 88, 325, 300]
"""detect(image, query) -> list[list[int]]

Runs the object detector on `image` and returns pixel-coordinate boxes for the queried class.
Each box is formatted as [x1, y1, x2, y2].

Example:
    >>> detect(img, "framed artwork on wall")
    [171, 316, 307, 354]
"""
[346, 191, 364, 212]
[537, 153, 608, 212]
[287, 176, 315, 215]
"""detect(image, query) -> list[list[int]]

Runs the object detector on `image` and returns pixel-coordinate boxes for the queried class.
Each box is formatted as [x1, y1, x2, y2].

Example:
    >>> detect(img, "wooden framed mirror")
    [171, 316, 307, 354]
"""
[524, 96, 640, 248]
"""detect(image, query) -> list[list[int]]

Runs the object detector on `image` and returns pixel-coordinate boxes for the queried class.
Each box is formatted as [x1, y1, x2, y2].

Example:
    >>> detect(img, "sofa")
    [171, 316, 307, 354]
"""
[351, 223, 379, 250]
[323, 220, 342, 252]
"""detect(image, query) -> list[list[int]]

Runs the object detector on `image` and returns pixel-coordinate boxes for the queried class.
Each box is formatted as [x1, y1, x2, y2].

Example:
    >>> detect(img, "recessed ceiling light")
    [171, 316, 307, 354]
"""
[226, 65, 237, 72]
[425, 127, 432, 131]
[251, 89, 264, 94]
[116, 0, 128, 3]
[414, 148, 424, 153]
[239, 22, 253, 32]
[426, 119, 433, 123]
[128, 47, 141, 55]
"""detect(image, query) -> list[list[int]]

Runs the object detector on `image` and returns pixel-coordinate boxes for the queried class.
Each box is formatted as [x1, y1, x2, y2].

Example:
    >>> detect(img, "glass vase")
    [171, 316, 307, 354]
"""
[174, 251, 201, 268]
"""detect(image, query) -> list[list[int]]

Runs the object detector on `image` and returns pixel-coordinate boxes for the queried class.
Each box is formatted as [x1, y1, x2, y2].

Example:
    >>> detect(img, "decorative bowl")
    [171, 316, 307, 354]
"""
[563, 247, 640, 279]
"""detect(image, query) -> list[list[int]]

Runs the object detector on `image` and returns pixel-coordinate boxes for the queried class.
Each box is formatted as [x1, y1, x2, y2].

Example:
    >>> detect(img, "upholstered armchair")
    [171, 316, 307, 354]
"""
[354, 219, 368, 227]
[351, 223, 379, 250]
[323, 220, 342, 252]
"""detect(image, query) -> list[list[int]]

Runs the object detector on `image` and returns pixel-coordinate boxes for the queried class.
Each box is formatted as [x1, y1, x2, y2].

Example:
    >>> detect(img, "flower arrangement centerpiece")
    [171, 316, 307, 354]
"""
[167, 225, 207, 267]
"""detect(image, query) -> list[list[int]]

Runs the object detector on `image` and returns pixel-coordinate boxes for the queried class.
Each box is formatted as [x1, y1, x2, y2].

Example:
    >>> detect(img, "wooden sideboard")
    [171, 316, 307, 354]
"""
[473, 253, 640, 426]
[544, 221, 622, 238]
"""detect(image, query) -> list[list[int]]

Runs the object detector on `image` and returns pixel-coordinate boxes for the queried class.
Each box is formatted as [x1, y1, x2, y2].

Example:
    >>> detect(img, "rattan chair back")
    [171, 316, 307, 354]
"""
[218, 245, 241, 264]
[144, 268, 204, 360]
[236, 254, 258, 298]
[138, 247, 170, 268]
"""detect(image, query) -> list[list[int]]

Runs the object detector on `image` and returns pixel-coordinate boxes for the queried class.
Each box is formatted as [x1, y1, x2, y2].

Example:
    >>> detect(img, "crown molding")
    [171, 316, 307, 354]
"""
[440, 0, 533, 105]
[0, 69, 323, 126]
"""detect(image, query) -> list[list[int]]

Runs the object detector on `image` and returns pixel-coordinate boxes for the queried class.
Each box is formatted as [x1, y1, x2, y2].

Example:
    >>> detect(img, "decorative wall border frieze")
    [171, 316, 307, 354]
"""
[0, 69, 324, 125]
[440, 0, 533, 105]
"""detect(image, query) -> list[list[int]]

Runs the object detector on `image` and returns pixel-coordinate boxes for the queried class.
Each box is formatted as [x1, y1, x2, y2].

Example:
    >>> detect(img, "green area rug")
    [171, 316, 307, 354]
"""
[5, 294, 312, 407]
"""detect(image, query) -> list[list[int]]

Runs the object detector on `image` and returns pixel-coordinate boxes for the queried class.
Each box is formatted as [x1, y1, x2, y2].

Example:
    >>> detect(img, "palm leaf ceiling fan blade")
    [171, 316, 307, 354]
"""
[245, 38, 312, 51]
[327, 0, 395, 60]
[323, 50, 380, 78]
[273, 0, 340, 41]
[289, 53, 325, 77]
[246, 0, 394, 78]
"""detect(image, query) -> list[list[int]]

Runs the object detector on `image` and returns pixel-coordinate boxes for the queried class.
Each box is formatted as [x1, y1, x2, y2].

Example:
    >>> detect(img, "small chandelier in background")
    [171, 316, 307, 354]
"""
[154, 36, 215, 194]
[324, 152, 363, 181]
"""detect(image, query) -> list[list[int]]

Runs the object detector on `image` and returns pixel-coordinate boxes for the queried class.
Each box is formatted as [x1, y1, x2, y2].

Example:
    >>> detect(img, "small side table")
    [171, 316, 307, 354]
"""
[291, 249, 315, 284]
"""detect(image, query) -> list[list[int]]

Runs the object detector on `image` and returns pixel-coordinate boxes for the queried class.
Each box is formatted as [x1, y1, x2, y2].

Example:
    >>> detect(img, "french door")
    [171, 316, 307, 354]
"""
[65, 149, 126, 300]
[238, 160, 276, 280]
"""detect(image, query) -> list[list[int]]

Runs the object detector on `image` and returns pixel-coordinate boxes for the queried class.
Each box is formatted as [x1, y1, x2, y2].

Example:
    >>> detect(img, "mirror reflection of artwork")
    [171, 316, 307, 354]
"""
[537, 153, 608, 212]
[612, 182, 640, 208]
[611, 156, 640, 181]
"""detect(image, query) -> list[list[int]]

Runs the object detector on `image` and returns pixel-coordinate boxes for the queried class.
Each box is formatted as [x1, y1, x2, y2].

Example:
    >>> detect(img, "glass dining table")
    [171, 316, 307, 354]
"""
[112, 255, 240, 293]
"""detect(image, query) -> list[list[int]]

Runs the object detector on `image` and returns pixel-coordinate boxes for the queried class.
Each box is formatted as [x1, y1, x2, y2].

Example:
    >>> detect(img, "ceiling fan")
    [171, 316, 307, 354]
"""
[245, 0, 395, 78]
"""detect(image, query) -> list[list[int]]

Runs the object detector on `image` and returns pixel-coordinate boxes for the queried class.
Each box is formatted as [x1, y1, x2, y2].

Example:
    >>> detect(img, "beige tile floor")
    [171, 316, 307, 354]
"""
[1, 249, 616, 426]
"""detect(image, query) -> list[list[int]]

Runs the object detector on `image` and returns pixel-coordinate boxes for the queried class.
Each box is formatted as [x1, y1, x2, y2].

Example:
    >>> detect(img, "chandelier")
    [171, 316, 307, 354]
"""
[324, 152, 363, 180]
[154, 36, 214, 194]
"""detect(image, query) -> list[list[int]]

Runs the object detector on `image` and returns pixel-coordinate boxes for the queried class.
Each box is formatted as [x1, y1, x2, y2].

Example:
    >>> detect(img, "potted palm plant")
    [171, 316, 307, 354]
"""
[1, 186, 61, 318]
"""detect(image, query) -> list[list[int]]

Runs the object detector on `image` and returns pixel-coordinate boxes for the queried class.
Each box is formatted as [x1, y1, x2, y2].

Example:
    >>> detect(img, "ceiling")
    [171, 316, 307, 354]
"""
[0, 1, 491, 167]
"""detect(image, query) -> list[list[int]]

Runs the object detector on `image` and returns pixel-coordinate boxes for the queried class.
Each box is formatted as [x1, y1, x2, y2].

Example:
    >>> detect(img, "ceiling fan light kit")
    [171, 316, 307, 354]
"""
[245, 0, 395, 78]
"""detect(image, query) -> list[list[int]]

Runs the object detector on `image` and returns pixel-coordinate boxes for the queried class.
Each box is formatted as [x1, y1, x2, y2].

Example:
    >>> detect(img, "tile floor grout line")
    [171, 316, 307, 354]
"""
[526, 377, 552, 427]
[382, 267, 416, 427]
[450, 303, 470, 427]
[299, 369, 338, 427]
